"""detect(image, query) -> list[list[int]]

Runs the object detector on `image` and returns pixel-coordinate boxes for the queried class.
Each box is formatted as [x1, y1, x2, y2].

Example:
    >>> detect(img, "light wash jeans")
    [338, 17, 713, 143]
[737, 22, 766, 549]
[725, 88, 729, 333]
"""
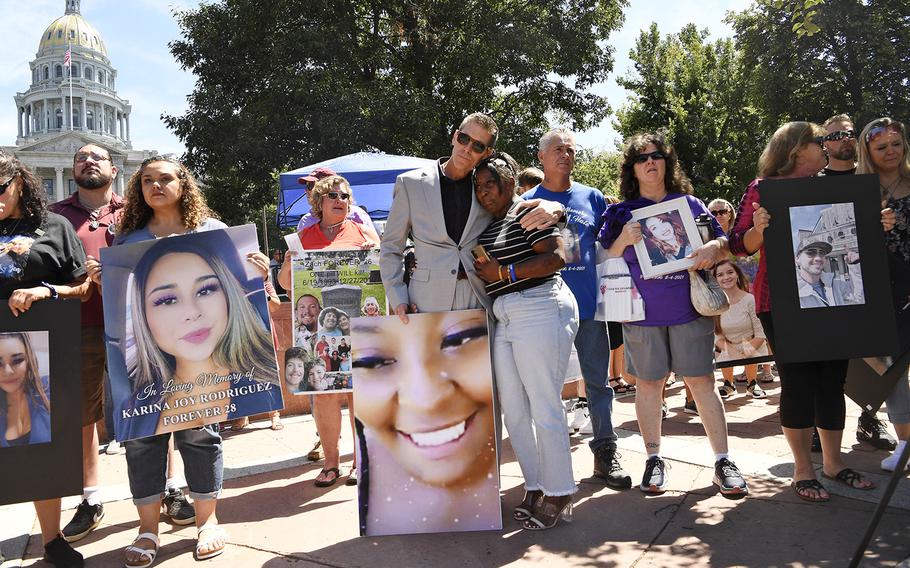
[124, 426, 224, 506]
[492, 278, 579, 496]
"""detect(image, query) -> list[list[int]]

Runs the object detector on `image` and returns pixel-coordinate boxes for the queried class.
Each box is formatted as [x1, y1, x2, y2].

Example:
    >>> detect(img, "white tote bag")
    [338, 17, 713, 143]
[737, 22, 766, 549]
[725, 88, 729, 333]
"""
[596, 256, 645, 323]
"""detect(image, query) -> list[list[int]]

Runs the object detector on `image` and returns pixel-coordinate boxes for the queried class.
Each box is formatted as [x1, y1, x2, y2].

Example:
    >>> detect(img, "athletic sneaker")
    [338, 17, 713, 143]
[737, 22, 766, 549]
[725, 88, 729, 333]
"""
[683, 399, 698, 415]
[640, 456, 669, 494]
[104, 440, 122, 455]
[713, 458, 749, 497]
[719, 381, 736, 399]
[881, 442, 909, 472]
[857, 411, 898, 451]
[810, 428, 822, 452]
[593, 444, 632, 489]
[162, 488, 196, 525]
[746, 381, 766, 399]
[62, 500, 104, 543]
[577, 414, 594, 435]
[568, 400, 590, 433]
[661, 402, 669, 420]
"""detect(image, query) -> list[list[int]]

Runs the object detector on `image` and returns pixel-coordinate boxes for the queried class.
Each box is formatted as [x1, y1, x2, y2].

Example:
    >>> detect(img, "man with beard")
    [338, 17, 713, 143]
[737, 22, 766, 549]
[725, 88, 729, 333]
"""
[820, 114, 858, 176]
[48, 144, 123, 542]
[817, 114, 899, 452]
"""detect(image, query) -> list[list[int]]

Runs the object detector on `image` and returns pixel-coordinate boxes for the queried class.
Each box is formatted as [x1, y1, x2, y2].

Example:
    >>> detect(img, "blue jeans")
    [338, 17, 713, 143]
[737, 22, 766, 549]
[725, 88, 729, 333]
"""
[492, 279, 579, 496]
[124, 426, 224, 506]
[575, 318, 617, 451]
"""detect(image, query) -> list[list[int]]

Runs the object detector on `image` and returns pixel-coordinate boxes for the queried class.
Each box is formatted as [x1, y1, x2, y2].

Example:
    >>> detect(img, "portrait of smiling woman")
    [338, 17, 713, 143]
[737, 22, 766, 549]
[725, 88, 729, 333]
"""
[351, 310, 500, 536]
[0, 332, 50, 448]
[641, 212, 692, 265]
[121, 230, 281, 438]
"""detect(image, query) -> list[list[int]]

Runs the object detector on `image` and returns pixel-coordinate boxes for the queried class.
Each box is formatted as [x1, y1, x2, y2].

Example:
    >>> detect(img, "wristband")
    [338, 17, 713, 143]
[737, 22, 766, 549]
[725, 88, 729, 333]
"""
[508, 264, 518, 282]
[39, 281, 58, 299]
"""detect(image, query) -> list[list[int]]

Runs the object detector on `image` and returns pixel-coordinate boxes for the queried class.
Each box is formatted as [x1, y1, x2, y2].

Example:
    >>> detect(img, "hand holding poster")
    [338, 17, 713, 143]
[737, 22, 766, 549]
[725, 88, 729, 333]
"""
[288, 248, 385, 395]
[352, 310, 502, 536]
[101, 226, 283, 441]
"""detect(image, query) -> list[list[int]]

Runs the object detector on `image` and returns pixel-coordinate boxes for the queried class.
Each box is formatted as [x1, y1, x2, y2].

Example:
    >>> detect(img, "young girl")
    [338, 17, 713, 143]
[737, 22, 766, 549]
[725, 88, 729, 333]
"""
[712, 259, 769, 399]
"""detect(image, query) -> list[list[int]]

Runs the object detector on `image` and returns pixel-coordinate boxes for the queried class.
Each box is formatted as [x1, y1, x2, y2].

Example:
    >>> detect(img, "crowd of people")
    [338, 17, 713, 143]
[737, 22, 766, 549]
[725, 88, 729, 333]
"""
[1, 108, 909, 566]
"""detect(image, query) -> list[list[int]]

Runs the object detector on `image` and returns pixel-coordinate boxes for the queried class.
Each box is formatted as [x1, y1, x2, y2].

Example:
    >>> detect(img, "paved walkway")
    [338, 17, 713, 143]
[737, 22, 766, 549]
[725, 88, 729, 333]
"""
[2, 378, 909, 567]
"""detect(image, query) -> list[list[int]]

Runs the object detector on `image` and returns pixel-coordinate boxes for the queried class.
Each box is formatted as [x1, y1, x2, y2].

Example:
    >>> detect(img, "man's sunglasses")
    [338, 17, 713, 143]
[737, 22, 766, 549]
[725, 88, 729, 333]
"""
[812, 136, 826, 148]
[0, 174, 18, 195]
[324, 191, 351, 201]
[455, 130, 490, 154]
[801, 248, 827, 257]
[824, 130, 855, 142]
[75, 151, 111, 163]
[634, 151, 666, 163]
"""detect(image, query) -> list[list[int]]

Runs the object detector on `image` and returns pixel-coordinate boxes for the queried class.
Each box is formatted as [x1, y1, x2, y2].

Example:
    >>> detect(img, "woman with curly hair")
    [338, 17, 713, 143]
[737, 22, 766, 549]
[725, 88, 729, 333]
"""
[0, 152, 90, 567]
[599, 132, 749, 498]
[86, 156, 272, 566]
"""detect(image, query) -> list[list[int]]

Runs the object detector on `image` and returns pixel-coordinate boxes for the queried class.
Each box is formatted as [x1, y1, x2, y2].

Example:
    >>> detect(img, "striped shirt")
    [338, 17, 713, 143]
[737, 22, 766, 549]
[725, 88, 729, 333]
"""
[478, 202, 560, 298]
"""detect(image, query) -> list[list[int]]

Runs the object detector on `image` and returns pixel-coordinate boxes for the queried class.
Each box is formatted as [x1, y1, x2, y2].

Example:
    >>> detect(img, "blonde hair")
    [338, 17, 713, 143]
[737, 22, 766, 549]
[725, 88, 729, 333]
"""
[127, 236, 279, 400]
[119, 157, 215, 235]
[307, 175, 355, 220]
[856, 118, 910, 180]
[757, 122, 825, 178]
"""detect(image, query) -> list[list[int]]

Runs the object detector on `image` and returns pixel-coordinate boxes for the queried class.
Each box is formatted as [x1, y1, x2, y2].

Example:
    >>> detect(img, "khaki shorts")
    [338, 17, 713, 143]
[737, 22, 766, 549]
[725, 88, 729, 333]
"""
[81, 326, 106, 426]
[623, 317, 715, 381]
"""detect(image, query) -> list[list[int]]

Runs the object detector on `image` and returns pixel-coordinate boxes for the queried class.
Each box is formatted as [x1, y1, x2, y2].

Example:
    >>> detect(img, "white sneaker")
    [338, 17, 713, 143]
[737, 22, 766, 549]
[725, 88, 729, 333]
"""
[578, 415, 593, 435]
[568, 402, 589, 433]
[881, 443, 909, 472]
[105, 440, 122, 455]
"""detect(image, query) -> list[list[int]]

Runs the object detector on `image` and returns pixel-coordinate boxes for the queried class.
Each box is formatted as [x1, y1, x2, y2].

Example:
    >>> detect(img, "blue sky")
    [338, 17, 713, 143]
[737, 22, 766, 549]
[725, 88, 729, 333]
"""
[1, 0, 752, 157]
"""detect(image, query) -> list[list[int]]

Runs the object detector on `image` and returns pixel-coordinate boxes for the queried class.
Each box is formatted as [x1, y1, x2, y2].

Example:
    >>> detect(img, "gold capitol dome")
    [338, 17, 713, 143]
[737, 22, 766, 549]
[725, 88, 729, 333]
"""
[37, 0, 107, 58]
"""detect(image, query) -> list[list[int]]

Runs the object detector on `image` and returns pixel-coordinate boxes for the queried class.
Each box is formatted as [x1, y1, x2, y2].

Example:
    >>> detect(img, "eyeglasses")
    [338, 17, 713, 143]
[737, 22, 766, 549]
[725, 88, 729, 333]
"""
[455, 130, 490, 154]
[75, 151, 111, 163]
[324, 191, 351, 201]
[0, 174, 17, 195]
[801, 248, 827, 257]
[824, 130, 855, 142]
[710, 209, 731, 217]
[634, 151, 666, 163]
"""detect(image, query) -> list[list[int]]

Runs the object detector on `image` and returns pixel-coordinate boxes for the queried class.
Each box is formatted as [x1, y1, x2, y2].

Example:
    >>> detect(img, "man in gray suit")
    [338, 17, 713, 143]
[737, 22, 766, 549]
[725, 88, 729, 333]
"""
[381, 112, 563, 317]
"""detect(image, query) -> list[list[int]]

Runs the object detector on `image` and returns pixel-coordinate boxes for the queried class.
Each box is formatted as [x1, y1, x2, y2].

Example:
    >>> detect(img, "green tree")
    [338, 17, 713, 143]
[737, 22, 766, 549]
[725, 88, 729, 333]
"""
[164, 0, 628, 227]
[614, 23, 764, 203]
[573, 149, 621, 196]
[729, 0, 910, 132]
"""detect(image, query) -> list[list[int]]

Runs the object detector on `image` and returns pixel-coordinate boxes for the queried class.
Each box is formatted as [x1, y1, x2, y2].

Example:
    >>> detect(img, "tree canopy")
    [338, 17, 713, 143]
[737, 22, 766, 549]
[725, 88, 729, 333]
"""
[164, 0, 628, 226]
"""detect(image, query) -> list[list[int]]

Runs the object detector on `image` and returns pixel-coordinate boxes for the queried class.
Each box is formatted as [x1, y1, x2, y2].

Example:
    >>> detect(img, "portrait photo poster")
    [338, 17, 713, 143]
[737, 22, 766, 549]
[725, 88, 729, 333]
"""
[351, 310, 503, 537]
[289, 247, 386, 395]
[101, 225, 284, 442]
[630, 199, 704, 279]
[761, 174, 898, 363]
[0, 300, 82, 506]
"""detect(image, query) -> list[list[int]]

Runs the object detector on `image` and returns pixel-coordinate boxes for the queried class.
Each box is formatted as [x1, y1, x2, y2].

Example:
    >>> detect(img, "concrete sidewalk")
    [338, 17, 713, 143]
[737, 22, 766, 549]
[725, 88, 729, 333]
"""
[2, 379, 909, 567]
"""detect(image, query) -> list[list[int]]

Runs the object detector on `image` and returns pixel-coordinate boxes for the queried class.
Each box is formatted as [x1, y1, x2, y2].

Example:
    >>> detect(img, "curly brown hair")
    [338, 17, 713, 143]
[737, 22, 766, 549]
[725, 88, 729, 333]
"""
[0, 152, 47, 224]
[117, 156, 215, 235]
[307, 175, 354, 220]
[618, 132, 693, 201]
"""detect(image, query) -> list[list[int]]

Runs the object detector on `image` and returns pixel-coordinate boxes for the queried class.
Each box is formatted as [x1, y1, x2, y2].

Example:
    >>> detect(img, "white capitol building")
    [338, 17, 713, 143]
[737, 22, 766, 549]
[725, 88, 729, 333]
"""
[3, 0, 157, 200]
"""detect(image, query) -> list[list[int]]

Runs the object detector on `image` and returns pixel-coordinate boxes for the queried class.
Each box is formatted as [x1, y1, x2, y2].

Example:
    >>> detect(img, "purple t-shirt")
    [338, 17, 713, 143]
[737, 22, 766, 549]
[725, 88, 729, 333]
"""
[598, 194, 723, 327]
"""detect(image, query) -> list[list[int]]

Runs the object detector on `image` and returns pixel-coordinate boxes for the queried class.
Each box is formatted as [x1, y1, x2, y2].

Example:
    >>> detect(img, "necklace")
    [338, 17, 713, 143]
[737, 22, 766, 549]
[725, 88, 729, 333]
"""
[0, 217, 23, 238]
[881, 177, 903, 201]
[321, 219, 345, 234]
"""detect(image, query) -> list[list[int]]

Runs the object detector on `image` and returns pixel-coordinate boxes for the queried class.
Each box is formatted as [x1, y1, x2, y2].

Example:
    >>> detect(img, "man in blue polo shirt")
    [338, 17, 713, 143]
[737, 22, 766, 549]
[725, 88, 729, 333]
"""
[523, 128, 631, 489]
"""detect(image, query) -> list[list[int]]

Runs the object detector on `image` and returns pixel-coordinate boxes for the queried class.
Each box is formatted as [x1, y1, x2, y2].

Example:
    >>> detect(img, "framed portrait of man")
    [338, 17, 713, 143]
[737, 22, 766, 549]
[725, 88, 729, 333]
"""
[761, 174, 897, 363]
[630, 199, 704, 279]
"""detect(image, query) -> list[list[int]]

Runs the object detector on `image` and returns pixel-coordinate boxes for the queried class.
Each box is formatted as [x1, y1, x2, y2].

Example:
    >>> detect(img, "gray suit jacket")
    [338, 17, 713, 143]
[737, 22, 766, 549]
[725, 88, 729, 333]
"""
[380, 163, 493, 312]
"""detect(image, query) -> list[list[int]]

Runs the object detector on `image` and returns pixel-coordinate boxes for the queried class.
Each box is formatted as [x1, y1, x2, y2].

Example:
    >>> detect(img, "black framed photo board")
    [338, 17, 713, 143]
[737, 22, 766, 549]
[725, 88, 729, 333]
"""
[761, 174, 897, 363]
[0, 299, 82, 506]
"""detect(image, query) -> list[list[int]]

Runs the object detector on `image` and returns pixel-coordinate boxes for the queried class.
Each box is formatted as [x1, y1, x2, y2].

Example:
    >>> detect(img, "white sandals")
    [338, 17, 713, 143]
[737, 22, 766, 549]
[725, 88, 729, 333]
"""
[124, 532, 159, 568]
[195, 524, 227, 561]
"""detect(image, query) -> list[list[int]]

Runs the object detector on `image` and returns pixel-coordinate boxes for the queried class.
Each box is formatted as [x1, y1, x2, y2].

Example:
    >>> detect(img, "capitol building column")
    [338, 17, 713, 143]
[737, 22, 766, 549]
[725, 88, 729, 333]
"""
[54, 167, 65, 202]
